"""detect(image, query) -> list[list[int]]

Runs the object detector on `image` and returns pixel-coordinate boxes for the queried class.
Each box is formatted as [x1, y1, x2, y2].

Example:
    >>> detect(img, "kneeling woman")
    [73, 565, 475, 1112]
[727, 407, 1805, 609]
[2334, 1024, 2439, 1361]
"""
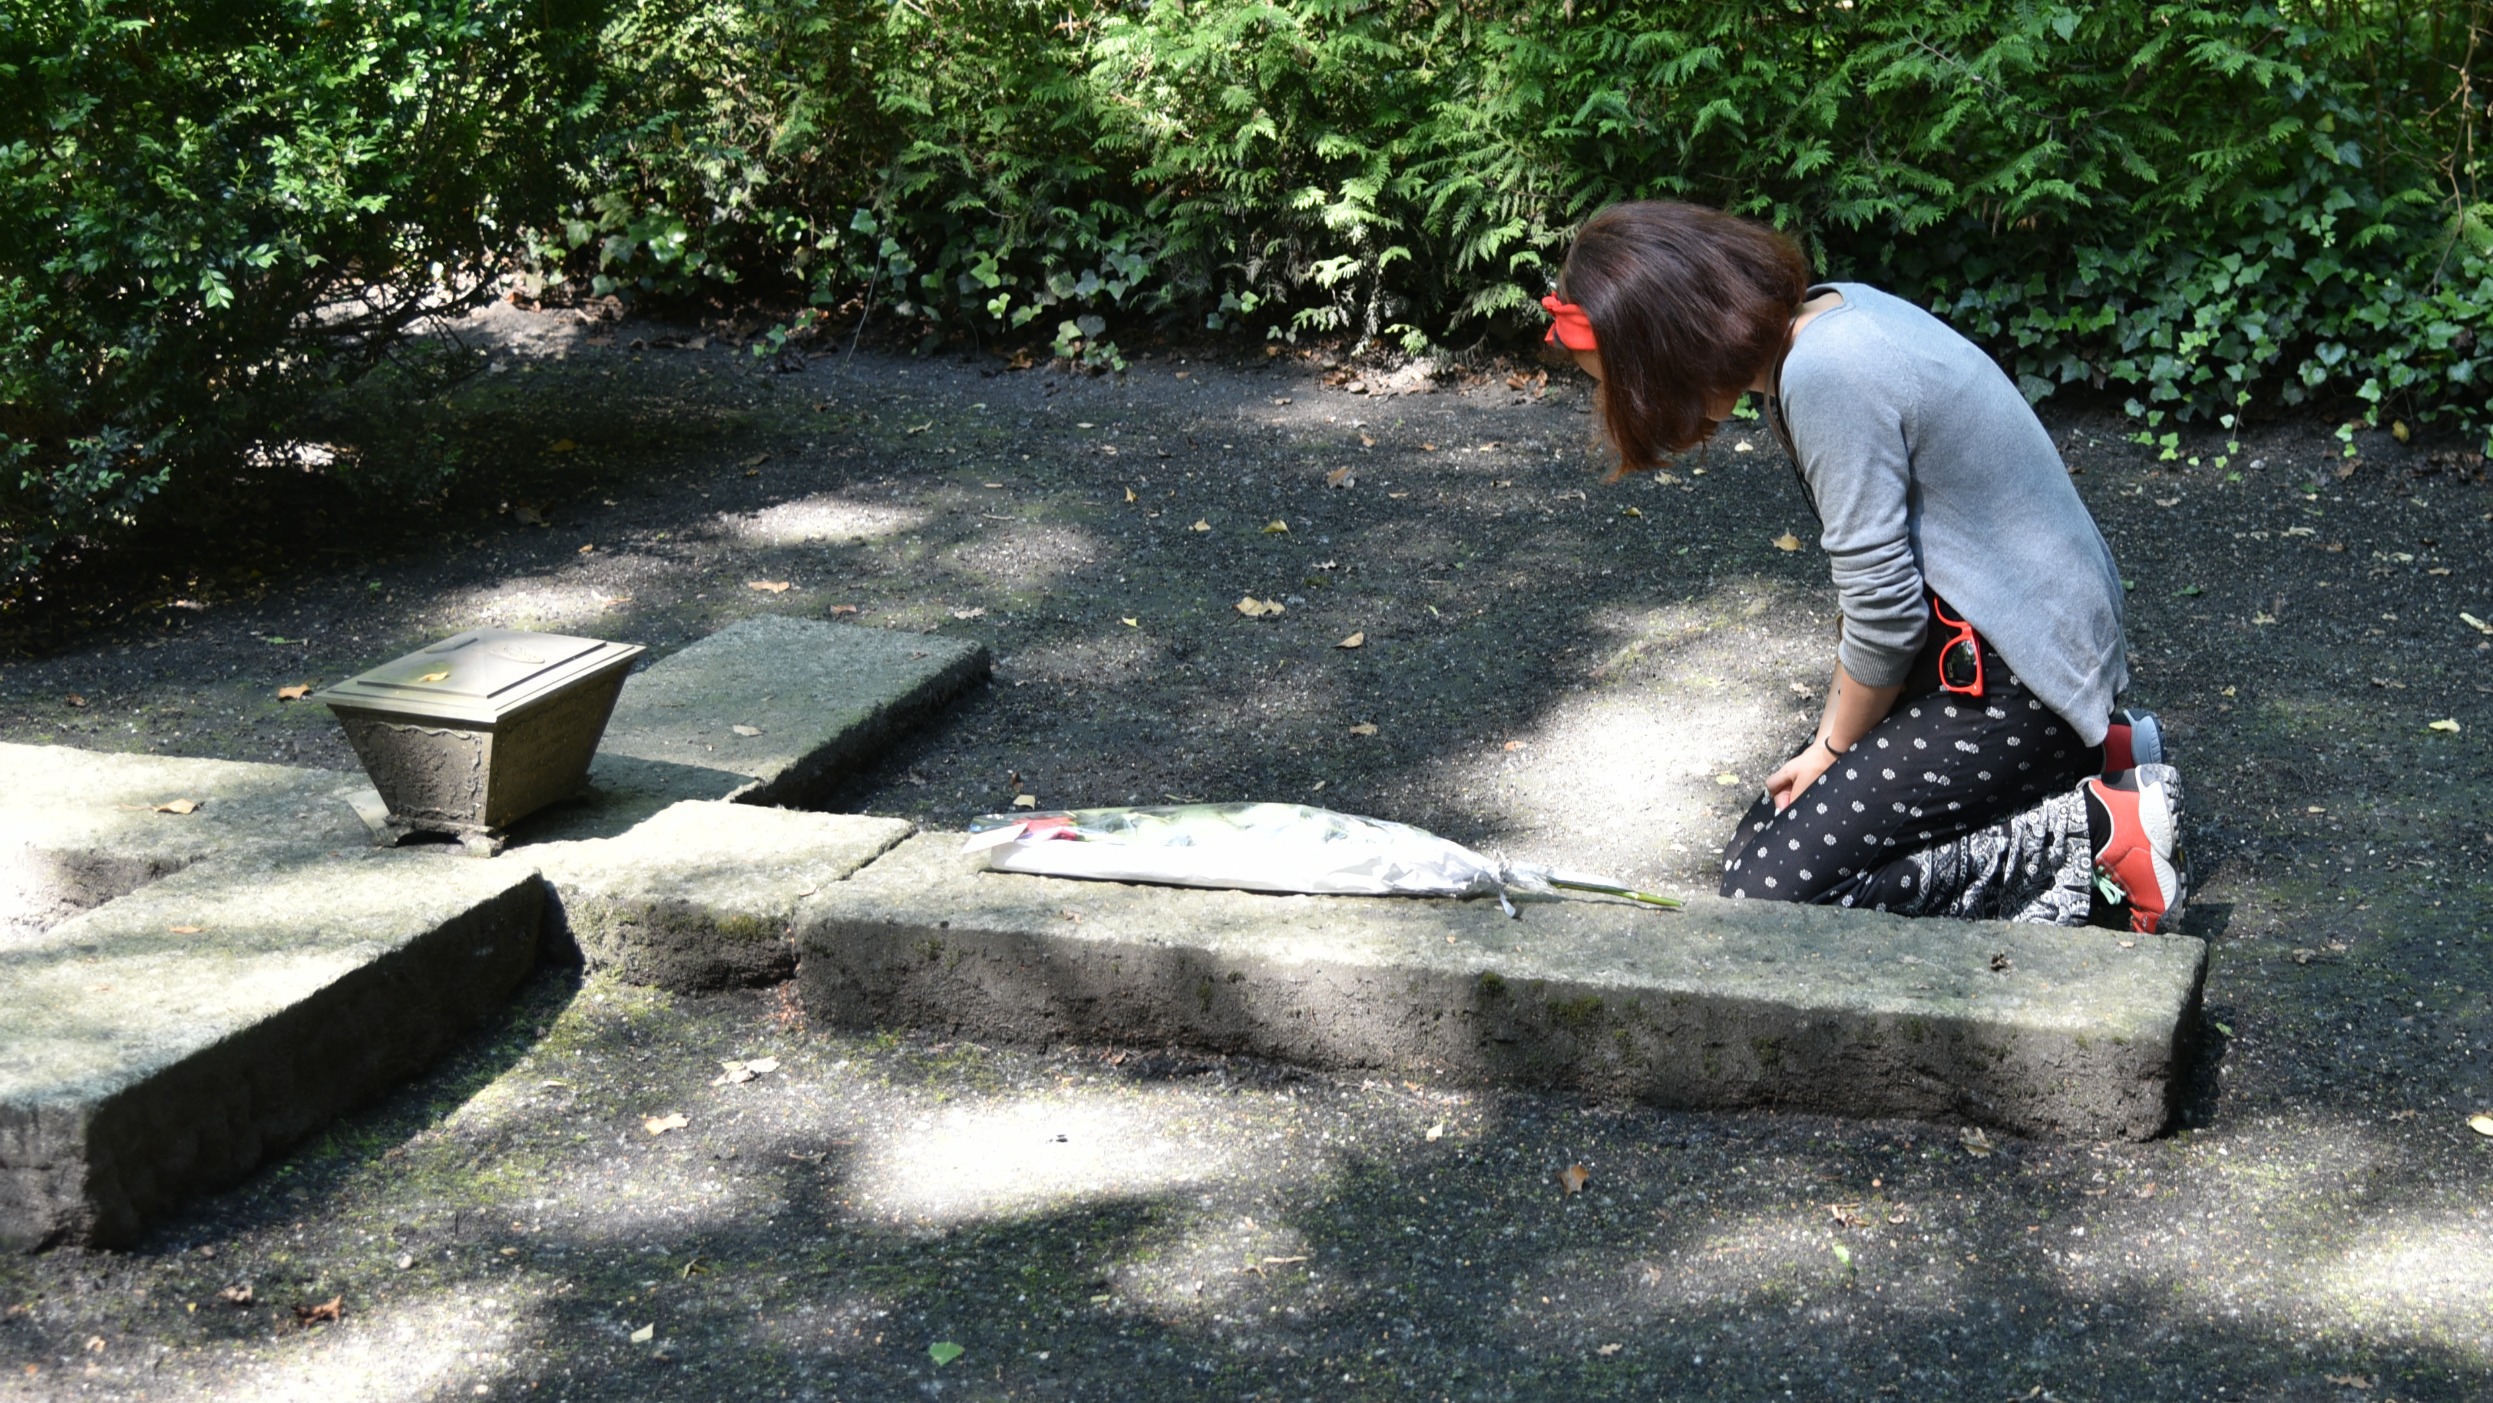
[1542, 201, 2184, 932]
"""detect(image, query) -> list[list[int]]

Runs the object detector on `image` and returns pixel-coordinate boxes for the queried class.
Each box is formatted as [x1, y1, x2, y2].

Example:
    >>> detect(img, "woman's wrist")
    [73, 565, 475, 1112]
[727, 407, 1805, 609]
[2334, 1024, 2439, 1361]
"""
[1819, 734, 1847, 757]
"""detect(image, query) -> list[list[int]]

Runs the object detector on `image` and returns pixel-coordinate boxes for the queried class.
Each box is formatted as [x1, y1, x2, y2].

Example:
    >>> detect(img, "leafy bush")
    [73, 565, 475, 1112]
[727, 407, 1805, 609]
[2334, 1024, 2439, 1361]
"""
[0, 0, 598, 574]
[571, 0, 2486, 444]
[9, 0, 2481, 583]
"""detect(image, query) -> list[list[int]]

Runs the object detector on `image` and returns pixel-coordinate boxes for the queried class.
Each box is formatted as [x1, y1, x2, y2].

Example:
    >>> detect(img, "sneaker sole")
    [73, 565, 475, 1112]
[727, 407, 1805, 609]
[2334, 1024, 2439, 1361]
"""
[2135, 764, 2187, 933]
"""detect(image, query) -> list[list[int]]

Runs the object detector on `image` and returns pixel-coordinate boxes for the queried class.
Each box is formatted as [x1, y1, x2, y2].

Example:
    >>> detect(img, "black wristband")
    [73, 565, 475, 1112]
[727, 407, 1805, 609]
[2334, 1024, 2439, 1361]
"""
[1820, 735, 1847, 757]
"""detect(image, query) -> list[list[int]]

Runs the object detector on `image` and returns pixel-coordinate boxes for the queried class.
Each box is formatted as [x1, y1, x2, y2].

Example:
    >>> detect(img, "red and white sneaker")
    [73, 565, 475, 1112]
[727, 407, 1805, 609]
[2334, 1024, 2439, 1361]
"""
[2086, 764, 2186, 934]
[2102, 708, 2164, 773]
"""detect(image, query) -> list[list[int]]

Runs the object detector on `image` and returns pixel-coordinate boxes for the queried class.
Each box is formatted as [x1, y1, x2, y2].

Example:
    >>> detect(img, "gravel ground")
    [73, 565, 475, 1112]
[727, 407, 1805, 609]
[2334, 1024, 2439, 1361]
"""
[2, 303, 2489, 1400]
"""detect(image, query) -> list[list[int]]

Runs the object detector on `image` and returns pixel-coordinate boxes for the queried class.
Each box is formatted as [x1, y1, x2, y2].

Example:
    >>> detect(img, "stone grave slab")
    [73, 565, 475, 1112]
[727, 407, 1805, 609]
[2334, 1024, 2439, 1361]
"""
[0, 742, 383, 935]
[0, 848, 541, 1249]
[505, 617, 984, 843]
[527, 800, 911, 990]
[799, 834, 2207, 1141]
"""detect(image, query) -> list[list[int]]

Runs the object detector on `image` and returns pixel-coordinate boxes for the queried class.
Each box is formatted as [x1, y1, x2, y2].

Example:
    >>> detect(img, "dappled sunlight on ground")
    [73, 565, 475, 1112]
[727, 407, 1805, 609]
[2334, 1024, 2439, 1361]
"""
[1463, 582, 1830, 882]
[931, 521, 1104, 597]
[712, 494, 930, 548]
[2320, 1212, 2493, 1345]
[846, 1088, 1245, 1225]
[214, 1284, 517, 1403]
[433, 573, 629, 634]
[2033, 1113, 2493, 1362]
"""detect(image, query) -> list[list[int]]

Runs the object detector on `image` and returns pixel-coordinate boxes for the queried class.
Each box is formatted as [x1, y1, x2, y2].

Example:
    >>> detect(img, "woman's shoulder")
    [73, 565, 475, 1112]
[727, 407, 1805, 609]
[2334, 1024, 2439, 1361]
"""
[1785, 284, 1978, 395]
[1782, 286, 1905, 394]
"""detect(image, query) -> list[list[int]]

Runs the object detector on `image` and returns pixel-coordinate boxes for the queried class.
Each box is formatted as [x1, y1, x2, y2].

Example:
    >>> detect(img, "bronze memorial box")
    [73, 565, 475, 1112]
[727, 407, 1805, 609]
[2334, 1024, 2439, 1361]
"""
[315, 629, 644, 853]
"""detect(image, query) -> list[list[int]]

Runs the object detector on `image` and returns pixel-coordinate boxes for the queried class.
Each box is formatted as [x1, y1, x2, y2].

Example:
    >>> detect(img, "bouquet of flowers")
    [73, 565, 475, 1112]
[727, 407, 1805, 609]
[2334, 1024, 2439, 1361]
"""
[963, 802, 1678, 917]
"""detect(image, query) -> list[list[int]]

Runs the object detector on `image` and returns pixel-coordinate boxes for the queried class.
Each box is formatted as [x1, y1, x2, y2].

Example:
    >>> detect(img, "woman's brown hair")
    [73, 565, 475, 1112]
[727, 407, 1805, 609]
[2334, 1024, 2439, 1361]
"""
[1555, 201, 1809, 473]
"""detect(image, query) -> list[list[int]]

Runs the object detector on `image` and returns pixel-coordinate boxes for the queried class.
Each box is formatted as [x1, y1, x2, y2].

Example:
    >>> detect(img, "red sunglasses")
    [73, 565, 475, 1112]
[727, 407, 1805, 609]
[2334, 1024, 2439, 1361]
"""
[1932, 598, 1983, 697]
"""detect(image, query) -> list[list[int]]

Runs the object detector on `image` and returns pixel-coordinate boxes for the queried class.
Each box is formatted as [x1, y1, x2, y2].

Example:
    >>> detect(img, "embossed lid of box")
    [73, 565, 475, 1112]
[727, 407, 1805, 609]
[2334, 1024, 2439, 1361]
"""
[314, 629, 643, 727]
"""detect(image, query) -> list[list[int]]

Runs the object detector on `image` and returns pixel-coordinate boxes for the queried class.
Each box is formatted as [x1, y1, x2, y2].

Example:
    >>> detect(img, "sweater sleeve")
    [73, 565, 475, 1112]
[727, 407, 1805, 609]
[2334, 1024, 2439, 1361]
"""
[1781, 325, 1928, 686]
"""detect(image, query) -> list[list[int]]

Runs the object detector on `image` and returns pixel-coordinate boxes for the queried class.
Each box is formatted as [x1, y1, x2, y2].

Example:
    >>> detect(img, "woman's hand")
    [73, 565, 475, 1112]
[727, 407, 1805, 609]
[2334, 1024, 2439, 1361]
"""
[1765, 741, 1841, 812]
[1766, 656, 1904, 811]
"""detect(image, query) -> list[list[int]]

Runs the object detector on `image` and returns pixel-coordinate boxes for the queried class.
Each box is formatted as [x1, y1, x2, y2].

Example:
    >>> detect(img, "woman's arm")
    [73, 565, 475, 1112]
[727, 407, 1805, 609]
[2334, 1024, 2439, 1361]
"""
[1765, 657, 1902, 812]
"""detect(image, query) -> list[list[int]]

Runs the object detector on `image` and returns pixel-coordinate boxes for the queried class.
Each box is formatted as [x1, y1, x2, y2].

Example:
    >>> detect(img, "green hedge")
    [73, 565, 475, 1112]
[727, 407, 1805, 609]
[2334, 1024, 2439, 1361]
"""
[6, 1, 2484, 575]
[0, 0, 597, 573]
[572, 0, 2487, 451]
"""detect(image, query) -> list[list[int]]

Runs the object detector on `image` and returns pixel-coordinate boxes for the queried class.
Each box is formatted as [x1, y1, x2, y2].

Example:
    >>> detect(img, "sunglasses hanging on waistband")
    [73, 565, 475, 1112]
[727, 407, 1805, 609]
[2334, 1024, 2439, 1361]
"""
[1932, 597, 1984, 698]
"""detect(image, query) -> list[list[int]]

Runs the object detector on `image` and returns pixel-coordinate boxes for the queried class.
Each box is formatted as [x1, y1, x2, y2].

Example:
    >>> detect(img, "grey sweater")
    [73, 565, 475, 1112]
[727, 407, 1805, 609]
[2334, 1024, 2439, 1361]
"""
[1773, 283, 2127, 745]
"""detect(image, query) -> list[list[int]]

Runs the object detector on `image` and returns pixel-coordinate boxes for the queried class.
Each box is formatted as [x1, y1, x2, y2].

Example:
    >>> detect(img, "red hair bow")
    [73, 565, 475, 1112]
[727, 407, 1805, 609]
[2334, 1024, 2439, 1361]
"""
[1541, 294, 1596, 352]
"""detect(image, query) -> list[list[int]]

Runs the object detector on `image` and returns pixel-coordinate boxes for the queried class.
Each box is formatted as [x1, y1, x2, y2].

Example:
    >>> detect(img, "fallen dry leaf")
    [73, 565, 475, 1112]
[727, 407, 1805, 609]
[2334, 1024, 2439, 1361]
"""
[1190, 519, 1211, 532]
[415, 669, 451, 683]
[827, 604, 859, 617]
[2324, 1374, 2375, 1391]
[1235, 596, 1286, 619]
[513, 503, 549, 527]
[1620, 505, 1643, 518]
[1125, 486, 1137, 502]
[1713, 773, 1740, 786]
[1336, 631, 1365, 649]
[292, 1296, 343, 1327]
[952, 606, 987, 620]
[1596, 1342, 1622, 1357]
[1261, 519, 1291, 534]
[66, 693, 87, 707]
[1503, 739, 1526, 751]
[1424, 1122, 1445, 1141]
[731, 724, 762, 737]
[1325, 467, 1357, 489]
[630, 1323, 655, 1344]
[167, 925, 203, 935]
[743, 453, 770, 468]
[1959, 1127, 1996, 1157]
[276, 684, 312, 701]
[642, 1113, 689, 1136]
[1558, 1163, 1590, 1195]
[2469, 1113, 2493, 1137]
[578, 543, 595, 554]
[1122, 617, 1139, 627]
[2461, 611, 2493, 636]
[153, 799, 200, 815]
[1011, 794, 1039, 809]
[548, 438, 578, 453]
[217, 1284, 253, 1306]
[708, 1061, 772, 1091]
[2428, 718, 2461, 733]
[748, 580, 793, 594]
[1347, 721, 1379, 737]
[1772, 532, 1804, 552]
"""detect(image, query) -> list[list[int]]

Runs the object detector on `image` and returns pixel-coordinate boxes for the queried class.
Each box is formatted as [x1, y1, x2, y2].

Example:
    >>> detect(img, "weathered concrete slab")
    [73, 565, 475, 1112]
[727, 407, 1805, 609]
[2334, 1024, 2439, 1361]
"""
[529, 800, 911, 990]
[592, 616, 987, 811]
[0, 848, 541, 1249]
[0, 743, 383, 936]
[799, 834, 2207, 1140]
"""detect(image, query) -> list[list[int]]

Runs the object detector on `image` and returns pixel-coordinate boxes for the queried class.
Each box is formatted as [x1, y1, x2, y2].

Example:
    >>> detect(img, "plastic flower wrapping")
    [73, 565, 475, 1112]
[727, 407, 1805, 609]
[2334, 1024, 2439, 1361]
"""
[963, 802, 1677, 917]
